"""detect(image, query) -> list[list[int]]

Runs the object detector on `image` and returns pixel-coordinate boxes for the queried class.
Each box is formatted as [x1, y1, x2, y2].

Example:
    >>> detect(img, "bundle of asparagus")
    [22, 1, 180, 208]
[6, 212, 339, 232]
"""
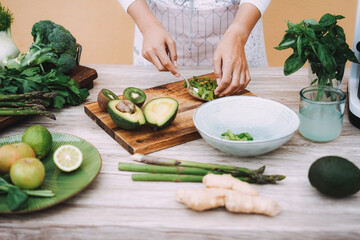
[0, 91, 58, 120]
[118, 154, 286, 184]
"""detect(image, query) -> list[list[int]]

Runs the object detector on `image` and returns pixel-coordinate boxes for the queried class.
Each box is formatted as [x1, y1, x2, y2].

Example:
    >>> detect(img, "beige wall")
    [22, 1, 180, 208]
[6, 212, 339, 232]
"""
[263, 0, 357, 66]
[2, 0, 358, 66]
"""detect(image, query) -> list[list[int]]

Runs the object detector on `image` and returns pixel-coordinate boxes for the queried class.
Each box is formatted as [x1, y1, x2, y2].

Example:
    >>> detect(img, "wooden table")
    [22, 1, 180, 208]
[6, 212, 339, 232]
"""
[1, 65, 359, 240]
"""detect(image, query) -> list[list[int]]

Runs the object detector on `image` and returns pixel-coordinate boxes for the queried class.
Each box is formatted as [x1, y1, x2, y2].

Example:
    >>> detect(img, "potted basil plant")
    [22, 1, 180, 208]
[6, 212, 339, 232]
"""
[275, 13, 359, 88]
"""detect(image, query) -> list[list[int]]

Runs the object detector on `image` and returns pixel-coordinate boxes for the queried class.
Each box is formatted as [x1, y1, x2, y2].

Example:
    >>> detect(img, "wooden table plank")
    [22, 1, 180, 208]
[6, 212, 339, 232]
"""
[0, 65, 359, 240]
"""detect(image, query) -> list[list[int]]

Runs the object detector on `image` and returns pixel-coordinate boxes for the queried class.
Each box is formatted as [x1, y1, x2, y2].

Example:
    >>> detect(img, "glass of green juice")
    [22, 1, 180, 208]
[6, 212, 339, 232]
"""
[299, 86, 346, 142]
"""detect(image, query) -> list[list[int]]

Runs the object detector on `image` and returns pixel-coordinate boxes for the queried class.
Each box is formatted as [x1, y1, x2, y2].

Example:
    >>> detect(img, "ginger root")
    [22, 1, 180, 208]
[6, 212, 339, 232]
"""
[176, 188, 228, 211]
[203, 173, 258, 196]
[224, 191, 281, 217]
[176, 174, 281, 217]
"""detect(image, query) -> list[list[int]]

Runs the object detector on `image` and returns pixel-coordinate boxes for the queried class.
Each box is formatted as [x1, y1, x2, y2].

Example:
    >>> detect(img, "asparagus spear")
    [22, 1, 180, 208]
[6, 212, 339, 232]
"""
[132, 173, 205, 182]
[131, 154, 266, 179]
[0, 102, 46, 110]
[0, 91, 44, 101]
[119, 162, 284, 184]
[0, 108, 56, 120]
[43, 92, 59, 99]
[0, 91, 59, 101]
[131, 173, 255, 183]
[22, 99, 46, 105]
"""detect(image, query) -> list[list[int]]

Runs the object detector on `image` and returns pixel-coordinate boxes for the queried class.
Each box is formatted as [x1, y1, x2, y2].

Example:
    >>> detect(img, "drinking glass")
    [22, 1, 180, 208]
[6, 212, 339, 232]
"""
[299, 86, 346, 142]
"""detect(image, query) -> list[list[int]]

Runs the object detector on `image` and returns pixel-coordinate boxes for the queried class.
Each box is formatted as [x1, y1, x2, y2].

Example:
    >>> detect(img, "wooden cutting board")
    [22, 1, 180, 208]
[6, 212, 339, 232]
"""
[0, 65, 97, 130]
[85, 72, 256, 155]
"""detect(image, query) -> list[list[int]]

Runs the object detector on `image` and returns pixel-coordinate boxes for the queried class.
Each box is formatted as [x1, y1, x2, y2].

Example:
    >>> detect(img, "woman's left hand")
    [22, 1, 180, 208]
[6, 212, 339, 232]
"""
[213, 26, 251, 97]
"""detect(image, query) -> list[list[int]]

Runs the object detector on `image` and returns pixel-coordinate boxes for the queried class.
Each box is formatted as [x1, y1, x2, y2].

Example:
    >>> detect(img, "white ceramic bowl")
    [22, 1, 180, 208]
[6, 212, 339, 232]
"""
[193, 96, 300, 157]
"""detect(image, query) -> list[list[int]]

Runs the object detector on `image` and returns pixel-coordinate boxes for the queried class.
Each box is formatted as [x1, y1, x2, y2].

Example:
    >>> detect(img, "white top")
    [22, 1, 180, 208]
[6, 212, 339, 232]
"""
[119, 0, 271, 67]
[119, 0, 270, 16]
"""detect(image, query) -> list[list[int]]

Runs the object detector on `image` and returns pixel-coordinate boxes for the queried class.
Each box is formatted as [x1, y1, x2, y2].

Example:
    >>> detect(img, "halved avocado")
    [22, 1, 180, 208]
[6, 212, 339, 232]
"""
[108, 100, 146, 130]
[144, 97, 178, 130]
[123, 87, 147, 107]
[97, 89, 119, 112]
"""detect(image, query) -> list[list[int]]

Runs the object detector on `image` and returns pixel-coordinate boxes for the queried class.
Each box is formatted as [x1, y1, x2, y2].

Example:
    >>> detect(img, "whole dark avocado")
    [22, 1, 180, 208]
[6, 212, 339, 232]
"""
[308, 156, 360, 198]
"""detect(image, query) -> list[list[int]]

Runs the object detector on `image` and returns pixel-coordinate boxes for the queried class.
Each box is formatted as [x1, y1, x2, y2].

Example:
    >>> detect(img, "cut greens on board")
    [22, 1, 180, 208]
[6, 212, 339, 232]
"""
[184, 76, 218, 101]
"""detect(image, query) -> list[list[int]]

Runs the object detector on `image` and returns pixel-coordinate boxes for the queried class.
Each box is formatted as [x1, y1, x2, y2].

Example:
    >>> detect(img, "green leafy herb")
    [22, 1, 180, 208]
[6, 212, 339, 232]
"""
[184, 76, 218, 101]
[0, 67, 89, 109]
[0, 3, 13, 31]
[0, 176, 55, 211]
[221, 129, 253, 141]
[275, 13, 359, 86]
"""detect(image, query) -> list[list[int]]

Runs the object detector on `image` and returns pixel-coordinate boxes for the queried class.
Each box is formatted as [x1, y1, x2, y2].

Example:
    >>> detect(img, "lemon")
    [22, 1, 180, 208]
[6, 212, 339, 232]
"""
[53, 145, 83, 172]
[22, 125, 53, 159]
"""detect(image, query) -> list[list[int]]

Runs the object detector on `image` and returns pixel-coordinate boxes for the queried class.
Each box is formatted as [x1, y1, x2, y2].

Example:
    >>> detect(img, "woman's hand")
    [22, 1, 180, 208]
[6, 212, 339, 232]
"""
[142, 24, 179, 77]
[128, 0, 179, 77]
[213, 26, 250, 97]
[213, 3, 261, 97]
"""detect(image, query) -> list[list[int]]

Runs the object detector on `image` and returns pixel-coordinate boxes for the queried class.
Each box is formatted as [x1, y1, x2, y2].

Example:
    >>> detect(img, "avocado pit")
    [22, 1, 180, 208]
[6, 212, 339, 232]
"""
[116, 100, 135, 114]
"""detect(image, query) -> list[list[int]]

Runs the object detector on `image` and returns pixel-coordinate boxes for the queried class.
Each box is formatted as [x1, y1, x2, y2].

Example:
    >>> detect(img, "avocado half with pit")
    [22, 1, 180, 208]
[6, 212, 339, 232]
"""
[144, 97, 178, 130]
[123, 87, 147, 107]
[108, 100, 146, 130]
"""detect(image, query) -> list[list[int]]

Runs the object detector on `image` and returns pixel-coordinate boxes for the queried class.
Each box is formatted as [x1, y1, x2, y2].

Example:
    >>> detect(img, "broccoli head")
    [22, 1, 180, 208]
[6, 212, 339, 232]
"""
[31, 20, 57, 45]
[47, 26, 77, 57]
[7, 20, 78, 74]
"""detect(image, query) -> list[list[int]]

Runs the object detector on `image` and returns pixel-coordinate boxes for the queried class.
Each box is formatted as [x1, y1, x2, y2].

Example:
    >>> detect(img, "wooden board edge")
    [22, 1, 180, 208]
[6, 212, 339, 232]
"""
[132, 131, 201, 155]
[84, 105, 115, 140]
[0, 116, 26, 130]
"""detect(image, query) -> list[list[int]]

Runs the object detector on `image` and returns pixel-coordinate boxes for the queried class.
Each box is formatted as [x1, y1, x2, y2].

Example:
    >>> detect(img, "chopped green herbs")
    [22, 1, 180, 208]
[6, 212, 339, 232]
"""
[184, 76, 217, 101]
[221, 129, 253, 141]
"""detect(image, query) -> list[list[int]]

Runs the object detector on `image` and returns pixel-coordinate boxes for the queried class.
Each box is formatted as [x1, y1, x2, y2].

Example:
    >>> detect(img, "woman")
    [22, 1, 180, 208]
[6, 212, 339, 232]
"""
[119, 0, 271, 96]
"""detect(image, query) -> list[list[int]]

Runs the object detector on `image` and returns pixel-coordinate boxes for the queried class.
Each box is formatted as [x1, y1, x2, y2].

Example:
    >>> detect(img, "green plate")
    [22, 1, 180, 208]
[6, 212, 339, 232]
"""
[0, 132, 102, 214]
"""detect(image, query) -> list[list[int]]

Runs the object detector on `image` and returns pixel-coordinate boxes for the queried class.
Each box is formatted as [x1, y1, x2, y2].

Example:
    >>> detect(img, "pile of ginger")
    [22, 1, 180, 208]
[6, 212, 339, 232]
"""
[176, 174, 281, 217]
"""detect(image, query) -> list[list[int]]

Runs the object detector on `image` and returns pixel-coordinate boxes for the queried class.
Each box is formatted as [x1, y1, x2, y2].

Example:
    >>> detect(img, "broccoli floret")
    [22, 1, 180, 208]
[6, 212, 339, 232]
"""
[48, 26, 77, 57]
[6, 20, 78, 74]
[51, 53, 76, 74]
[31, 20, 56, 45]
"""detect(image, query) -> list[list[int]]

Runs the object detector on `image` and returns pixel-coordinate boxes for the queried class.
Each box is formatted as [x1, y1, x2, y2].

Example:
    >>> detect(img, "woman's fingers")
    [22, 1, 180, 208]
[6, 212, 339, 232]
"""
[143, 48, 166, 71]
[213, 55, 222, 81]
[157, 48, 178, 76]
[214, 60, 232, 96]
[214, 59, 251, 97]
[220, 65, 242, 96]
[141, 27, 179, 77]
[166, 38, 178, 69]
[244, 68, 251, 88]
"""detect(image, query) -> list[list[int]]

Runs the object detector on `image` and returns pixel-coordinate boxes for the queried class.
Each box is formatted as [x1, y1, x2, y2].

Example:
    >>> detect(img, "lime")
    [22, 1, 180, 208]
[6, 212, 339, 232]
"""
[22, 125, 53, 159]
[53, 145, 83, 172]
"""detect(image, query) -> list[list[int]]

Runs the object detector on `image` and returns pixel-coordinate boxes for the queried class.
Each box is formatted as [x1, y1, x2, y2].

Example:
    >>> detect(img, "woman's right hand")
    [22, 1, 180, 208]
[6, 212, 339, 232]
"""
[142, 24, 179, 77]
[128, 0, 179, 77]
